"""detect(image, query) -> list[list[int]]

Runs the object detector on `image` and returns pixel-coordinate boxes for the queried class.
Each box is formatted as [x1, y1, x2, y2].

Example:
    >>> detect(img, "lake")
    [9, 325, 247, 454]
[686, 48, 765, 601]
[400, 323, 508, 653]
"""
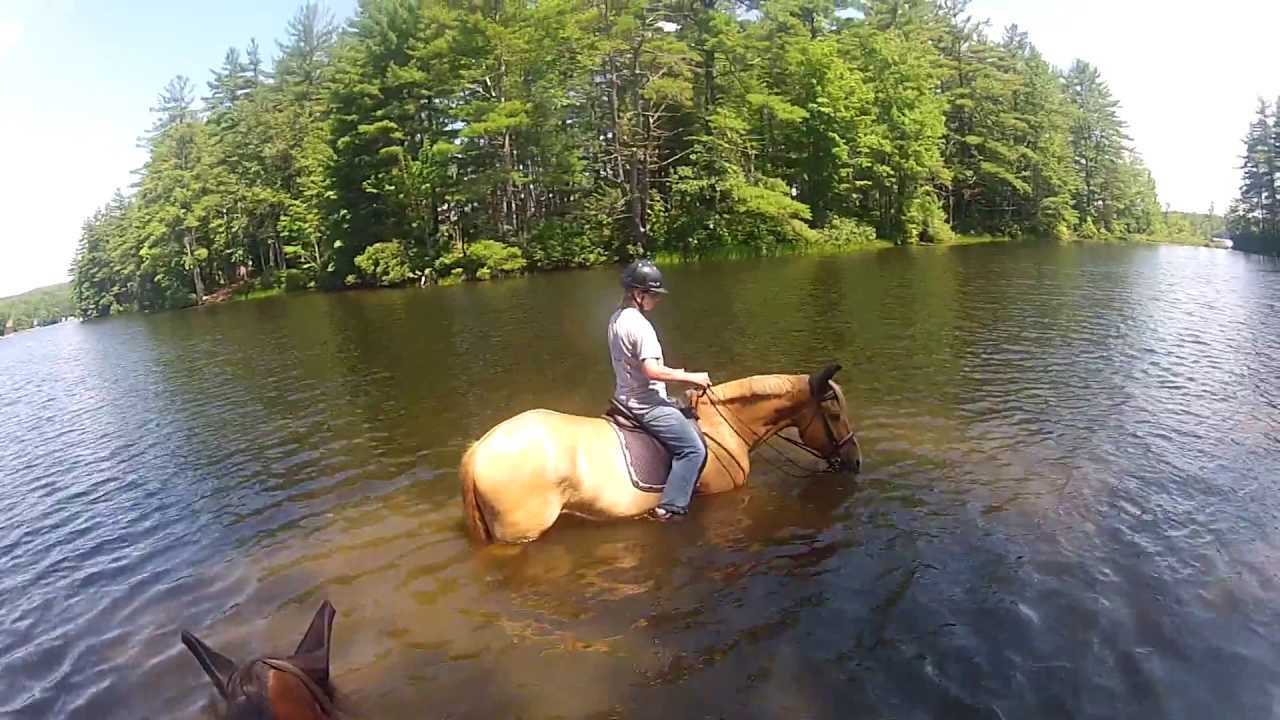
[2, 242, 1279, 718]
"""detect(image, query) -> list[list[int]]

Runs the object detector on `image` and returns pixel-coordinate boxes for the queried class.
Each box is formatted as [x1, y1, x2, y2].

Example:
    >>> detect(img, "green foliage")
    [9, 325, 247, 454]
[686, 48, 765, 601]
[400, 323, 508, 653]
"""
[918, 199, 957, 243]
[1157, 210, 1225, 245]
[667, 104, 817, 254]
[846, 23, 950, 243]
[353, 242, 413, 287]
[433, 240, 527, 281]
[280, 269, 312, 292]
[525, 218, 611, 270]
[67, 0, 1169, 318]
[815, 218, 879, 247]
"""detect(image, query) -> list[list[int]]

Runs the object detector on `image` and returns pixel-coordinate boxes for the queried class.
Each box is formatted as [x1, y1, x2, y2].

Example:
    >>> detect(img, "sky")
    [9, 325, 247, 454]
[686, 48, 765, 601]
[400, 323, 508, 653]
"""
[0, 0, 1275, 298]
[969, 0, 1279, 216]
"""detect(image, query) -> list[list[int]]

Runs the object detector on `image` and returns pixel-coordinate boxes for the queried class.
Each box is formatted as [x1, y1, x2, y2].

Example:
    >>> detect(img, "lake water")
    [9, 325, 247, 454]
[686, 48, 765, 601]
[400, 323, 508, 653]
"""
[2, 242, 1279, 718]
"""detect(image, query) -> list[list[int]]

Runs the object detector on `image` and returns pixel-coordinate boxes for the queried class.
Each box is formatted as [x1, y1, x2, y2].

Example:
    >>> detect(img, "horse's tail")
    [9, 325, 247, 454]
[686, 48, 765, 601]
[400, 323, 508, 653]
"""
[460, 443, 493, 544]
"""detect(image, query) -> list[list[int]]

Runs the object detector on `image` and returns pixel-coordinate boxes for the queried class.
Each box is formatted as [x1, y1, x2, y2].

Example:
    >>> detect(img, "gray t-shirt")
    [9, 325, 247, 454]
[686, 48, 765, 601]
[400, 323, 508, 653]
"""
[608, 306, 668, 409]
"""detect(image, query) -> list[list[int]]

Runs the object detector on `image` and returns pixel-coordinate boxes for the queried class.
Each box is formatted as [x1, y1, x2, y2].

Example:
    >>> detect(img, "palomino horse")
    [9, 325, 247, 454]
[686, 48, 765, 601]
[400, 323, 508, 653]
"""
[181, 601, 341, 720]
[461, 364, 860, 544]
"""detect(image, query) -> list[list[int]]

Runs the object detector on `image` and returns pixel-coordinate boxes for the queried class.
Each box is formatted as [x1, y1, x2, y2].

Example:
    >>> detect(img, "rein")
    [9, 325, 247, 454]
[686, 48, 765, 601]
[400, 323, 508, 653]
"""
[258, 657, 337, 718]
[699, 387, 855, 475]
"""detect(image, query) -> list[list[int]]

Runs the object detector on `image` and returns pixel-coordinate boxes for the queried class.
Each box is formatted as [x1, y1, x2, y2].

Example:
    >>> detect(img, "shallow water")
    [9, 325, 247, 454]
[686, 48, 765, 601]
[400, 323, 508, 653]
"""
[2, 242, 1279, 718]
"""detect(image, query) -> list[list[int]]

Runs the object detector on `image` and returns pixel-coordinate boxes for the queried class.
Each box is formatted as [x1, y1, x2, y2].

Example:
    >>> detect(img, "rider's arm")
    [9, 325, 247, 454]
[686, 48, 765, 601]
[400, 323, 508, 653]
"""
[642, 358, 711, 388]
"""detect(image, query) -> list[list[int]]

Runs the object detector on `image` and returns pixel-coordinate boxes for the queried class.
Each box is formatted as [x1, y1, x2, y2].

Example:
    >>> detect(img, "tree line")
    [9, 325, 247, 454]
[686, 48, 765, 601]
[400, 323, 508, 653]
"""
[1229, 98, 1280, 253]
[70, 0, 1164, 318]
[0, 284, 75, 336]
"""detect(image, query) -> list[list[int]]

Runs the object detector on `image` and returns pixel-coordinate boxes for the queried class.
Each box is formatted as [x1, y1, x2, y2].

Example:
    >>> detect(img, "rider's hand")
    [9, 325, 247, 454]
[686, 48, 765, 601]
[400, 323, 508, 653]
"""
[686, 372, 712, 389]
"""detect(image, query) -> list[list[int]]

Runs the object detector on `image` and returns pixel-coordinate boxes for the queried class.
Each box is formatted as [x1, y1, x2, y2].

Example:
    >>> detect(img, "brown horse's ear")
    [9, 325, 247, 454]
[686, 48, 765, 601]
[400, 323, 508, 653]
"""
[291, 601, 336, 687]
[808, 363, 842, 398]
[181, 630, 238, 700]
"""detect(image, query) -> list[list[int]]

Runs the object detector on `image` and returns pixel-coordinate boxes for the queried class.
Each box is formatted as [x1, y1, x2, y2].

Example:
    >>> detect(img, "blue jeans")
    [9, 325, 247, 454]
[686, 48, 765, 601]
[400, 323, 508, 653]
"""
[634, 402, 707, 512]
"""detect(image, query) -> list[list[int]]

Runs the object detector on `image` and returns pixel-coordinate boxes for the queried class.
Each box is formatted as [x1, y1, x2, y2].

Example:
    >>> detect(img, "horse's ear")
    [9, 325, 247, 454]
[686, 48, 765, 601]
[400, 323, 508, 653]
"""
[291, 601, 335, 686]
[808, 363, 842, 397]
[181, 630, 238, 700]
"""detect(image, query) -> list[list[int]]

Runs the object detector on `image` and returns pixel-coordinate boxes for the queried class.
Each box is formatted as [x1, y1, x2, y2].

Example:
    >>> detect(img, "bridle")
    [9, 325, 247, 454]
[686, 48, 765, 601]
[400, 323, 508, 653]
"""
[700, 388, 859, 473]
[256, 657, 337, 718]
[772, 391, 860, 472]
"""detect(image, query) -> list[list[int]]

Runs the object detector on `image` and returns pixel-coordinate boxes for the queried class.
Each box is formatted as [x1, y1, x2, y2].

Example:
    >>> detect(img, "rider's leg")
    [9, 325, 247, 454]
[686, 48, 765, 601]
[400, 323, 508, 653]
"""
[636, 403, 706, 514]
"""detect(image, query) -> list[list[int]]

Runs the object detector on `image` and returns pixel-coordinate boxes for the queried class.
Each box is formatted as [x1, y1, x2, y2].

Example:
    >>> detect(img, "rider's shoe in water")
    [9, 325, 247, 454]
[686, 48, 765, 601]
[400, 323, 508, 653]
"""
[647, 505, 686, 521]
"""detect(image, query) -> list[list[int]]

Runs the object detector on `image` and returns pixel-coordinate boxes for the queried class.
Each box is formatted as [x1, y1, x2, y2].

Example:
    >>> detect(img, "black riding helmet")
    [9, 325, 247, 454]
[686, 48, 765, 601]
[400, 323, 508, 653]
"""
[620, 259, 668, 294]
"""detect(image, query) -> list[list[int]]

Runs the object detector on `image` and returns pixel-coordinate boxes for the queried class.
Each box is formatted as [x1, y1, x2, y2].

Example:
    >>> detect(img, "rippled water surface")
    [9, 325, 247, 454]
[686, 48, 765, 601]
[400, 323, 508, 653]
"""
[3, 243, 1280, 719]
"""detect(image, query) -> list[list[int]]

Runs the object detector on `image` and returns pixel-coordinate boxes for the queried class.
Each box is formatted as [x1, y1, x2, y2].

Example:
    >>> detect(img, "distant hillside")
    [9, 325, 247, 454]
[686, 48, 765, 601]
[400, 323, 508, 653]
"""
[0, 283, 74, 335]
[1162, 211, 1227, 244]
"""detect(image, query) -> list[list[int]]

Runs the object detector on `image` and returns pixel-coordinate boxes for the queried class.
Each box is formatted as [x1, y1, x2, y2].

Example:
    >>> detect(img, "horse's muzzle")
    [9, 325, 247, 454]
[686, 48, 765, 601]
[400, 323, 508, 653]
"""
[829, 456, 861, 473]
[837, 435, 862, 474]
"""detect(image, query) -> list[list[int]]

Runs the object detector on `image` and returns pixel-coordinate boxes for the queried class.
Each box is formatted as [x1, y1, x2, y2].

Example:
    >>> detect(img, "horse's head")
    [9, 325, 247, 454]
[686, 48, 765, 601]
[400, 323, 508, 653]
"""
[793, 364, 861, 473]
[181, 601, 338, 720]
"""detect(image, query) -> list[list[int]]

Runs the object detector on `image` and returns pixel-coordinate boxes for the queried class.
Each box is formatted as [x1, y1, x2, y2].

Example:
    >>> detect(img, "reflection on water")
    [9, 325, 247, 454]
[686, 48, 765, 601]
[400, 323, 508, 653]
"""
[2, 243, 1280, 718]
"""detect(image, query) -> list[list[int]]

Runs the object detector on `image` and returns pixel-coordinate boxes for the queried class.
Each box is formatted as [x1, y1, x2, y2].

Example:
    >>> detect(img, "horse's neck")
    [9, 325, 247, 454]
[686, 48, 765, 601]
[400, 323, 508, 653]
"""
[706, 375, 808, 450]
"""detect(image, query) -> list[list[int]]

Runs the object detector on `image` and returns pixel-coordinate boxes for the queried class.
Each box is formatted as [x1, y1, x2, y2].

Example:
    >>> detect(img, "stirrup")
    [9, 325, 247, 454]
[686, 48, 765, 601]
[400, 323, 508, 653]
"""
[647, 505, 686, 521]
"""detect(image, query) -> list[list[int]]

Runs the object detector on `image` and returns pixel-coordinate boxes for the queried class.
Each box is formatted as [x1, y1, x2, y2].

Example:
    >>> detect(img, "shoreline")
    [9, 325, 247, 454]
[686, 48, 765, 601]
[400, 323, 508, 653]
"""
[84, 233, 1220, 318]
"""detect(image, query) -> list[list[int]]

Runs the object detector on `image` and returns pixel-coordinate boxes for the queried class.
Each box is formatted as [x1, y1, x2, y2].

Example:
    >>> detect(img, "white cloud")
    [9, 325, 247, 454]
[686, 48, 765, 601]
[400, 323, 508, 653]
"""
[0, 19, 21, 57]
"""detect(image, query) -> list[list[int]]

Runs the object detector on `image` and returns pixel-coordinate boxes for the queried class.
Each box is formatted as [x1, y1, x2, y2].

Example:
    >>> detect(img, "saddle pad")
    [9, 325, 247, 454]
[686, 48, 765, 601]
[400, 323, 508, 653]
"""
[607, 420, 672, 493]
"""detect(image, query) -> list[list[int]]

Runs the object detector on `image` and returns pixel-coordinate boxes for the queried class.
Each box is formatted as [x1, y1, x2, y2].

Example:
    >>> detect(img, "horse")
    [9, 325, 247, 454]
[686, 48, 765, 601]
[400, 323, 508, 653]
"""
[460, 364, 861, 544]
[181, 601, 342, 720]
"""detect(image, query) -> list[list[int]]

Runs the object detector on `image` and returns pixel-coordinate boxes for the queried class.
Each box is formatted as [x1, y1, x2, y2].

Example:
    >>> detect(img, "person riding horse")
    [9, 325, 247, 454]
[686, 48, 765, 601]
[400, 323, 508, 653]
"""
[459, 262, 860, 544]
[608, 259, 713, 521]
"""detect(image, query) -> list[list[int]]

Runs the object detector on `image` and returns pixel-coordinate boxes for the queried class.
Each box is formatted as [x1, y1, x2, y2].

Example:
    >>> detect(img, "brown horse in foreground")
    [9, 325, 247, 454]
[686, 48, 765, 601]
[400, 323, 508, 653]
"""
[181, 602, 341, 720]
[461, 364, 861, 544]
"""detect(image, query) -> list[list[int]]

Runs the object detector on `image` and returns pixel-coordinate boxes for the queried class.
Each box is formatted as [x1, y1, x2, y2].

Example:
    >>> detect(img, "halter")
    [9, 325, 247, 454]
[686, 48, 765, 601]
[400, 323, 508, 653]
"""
[701, 387, 858, 473]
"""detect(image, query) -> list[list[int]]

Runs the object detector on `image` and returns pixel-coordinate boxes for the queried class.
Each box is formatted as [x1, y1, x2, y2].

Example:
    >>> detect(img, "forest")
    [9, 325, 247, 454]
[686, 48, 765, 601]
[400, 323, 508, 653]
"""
[70, 0, 1169, 317]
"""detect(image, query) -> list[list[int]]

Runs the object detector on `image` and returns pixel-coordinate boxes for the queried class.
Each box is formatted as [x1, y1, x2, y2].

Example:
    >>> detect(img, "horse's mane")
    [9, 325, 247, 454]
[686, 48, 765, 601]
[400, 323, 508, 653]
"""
[708, 374, 806, 403]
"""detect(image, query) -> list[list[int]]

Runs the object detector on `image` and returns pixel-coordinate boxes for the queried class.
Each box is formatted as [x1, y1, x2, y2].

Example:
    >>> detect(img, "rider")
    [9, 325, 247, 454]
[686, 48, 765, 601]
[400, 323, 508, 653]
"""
[608, 259, 712, 520]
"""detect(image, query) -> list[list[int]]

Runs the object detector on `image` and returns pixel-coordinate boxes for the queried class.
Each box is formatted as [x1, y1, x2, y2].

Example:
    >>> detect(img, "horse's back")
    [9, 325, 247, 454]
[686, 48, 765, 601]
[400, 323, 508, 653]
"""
[472, 408, 604, 453]
[466, 408, 654, 535]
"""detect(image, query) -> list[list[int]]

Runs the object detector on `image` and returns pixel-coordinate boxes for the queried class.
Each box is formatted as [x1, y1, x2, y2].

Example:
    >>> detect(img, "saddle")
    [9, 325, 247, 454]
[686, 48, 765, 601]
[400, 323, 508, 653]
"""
[603, 400, 700, 493]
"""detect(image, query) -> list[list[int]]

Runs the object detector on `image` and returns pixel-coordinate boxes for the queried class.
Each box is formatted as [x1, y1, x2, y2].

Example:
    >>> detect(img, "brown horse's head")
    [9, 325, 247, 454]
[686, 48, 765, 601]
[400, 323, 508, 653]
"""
[795, 364, 861, 473]
[181, 601, 338, 720]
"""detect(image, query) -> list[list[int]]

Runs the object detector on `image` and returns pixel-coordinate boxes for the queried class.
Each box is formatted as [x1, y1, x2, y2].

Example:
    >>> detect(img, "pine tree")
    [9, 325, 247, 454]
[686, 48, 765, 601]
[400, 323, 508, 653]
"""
[1063, 60, 1128, 236]
[276, 2, 338, 94]
[1237, 99, 1273, 237]
[205, 48, 253, 114]
[144, 76, 196, 144]
[999, 25, 1077, 238]
[137, 91, 210, 305]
